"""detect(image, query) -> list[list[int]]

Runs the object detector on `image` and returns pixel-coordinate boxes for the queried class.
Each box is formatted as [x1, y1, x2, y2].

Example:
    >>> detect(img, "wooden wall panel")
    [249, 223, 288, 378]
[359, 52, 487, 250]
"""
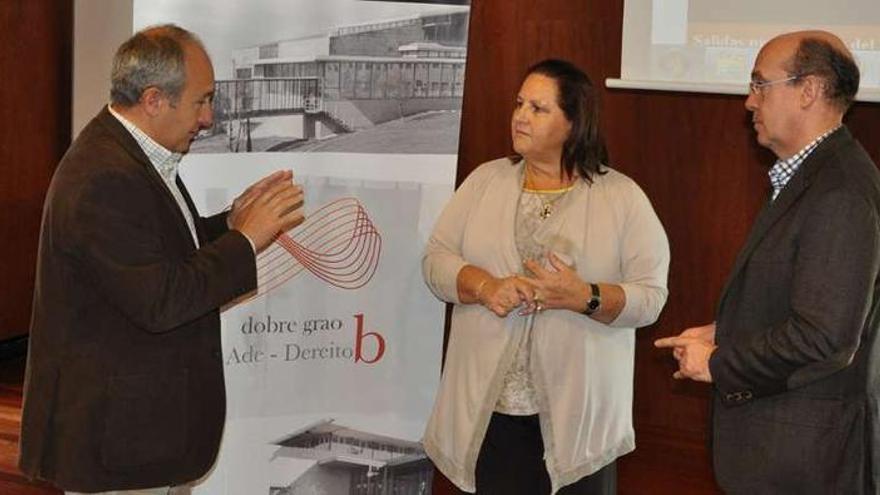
[0, 0, 72, 341]
[437, 0, 880, 493]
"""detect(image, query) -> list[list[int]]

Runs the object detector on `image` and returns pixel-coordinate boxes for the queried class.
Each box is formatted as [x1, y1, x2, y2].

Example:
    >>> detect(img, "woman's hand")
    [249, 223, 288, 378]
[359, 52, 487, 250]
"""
[478, 276, 536, 317]
[523, 253, 625, 322]
[522, 253, 587, 313]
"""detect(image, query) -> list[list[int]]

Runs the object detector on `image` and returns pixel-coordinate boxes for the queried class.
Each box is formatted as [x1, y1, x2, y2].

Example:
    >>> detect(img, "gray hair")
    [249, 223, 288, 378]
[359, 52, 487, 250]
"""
[787, 37, 860, 112]
[110, 24, 204, 107]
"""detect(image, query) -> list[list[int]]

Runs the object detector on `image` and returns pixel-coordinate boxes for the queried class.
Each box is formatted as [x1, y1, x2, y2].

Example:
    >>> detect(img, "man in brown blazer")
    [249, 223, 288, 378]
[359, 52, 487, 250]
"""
[19, 25, 305, 494]
[657, 31, 880, 494]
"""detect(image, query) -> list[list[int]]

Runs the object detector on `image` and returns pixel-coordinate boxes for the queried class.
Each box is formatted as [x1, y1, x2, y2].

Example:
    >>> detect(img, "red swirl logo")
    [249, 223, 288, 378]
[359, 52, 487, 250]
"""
[254, 197, 382, 297]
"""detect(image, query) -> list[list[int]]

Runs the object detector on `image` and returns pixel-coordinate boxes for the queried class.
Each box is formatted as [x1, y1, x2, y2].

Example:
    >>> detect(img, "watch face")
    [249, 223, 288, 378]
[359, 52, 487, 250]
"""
[584, 283, 601, 315]
[584, 298, 599, 315]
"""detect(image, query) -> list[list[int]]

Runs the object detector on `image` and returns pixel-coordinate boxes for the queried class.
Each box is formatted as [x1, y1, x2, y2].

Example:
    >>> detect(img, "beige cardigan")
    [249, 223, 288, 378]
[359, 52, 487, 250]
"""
[422, 158, 670, 493]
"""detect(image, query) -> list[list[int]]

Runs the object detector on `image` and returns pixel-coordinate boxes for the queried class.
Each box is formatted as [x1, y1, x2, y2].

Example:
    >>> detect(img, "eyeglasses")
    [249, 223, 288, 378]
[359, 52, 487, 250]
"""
[748, 75, 801, 96]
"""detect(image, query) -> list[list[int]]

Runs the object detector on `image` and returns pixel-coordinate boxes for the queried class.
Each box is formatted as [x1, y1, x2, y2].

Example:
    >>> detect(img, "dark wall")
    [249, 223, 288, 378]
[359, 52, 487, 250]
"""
[0, 0, 72, 341]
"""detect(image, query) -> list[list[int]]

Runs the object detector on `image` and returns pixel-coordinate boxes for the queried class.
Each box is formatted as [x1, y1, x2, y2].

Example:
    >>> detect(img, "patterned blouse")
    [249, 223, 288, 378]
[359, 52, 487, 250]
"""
[495, 183, 574, 415]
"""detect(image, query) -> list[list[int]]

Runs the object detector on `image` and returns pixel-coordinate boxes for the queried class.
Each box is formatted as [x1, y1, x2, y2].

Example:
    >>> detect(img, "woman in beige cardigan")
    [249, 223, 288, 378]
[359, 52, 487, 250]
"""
[422, 59, 670, 494]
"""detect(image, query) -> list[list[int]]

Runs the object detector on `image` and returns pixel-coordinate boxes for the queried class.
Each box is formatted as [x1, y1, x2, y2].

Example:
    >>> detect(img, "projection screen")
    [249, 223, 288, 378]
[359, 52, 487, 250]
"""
[608, 0, 880, 102]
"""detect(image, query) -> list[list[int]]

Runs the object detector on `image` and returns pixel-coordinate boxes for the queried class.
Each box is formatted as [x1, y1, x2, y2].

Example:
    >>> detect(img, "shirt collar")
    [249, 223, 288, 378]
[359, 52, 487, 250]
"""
[767, 125, 840, 200]
[107, 104, 183, 182]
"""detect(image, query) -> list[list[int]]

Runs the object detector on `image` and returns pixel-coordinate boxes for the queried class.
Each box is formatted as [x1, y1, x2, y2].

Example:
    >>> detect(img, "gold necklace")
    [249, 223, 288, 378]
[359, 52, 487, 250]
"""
[523, 167, 575, 219]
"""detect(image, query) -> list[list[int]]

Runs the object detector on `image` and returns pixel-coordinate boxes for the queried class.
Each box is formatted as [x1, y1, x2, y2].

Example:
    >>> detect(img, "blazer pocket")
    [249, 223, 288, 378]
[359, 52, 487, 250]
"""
[742, 394, 853, 489]
[101, 369, 188, 469]
[753, 393, 844, 429]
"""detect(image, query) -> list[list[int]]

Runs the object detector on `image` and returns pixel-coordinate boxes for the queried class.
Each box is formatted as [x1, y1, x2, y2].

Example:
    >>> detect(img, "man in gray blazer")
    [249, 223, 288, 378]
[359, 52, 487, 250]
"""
[656, 31, 880, 494]
[19, 25, 305, 494]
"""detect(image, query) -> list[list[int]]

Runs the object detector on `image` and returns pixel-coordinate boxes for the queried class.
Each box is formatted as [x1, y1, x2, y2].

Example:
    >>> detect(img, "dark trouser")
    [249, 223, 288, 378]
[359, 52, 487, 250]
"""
[475, 413, 617, 495]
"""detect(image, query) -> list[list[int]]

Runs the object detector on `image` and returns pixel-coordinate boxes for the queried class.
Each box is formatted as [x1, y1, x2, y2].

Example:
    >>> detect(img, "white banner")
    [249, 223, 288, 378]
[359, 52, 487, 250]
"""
[133, 1, 469, 493]
[181, 154, 453, 494]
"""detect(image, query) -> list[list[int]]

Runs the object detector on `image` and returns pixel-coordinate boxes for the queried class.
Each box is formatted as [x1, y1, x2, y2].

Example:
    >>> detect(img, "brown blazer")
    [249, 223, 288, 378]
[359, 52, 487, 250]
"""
[18, 108, 257, 491]
[709, 127, 880, 494]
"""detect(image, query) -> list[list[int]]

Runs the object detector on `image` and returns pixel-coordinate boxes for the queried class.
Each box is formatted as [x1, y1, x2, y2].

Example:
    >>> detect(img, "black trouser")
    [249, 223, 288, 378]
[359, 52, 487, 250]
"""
[475, 413, 617, 495]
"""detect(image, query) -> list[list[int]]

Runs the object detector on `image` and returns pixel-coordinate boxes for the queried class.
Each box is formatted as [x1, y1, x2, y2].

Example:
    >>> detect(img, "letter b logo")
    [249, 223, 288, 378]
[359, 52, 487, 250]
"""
[353, 313, 385, 364]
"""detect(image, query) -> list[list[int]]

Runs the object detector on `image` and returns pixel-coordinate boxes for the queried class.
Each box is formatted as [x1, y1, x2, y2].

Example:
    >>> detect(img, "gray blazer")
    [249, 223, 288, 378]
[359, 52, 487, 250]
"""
[19, 108, 257, 492]
[709, 127, 880, 494]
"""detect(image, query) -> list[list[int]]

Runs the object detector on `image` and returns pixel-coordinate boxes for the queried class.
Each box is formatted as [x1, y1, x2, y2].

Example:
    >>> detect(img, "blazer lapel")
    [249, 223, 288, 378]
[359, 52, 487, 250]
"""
[97, 107, 198, 249]
[177, 175, 207, 244]
[716, 127, 851, 316]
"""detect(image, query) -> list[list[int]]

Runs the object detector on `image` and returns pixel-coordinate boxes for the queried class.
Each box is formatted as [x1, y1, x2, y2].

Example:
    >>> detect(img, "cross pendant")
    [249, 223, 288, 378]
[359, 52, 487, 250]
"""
[540, 205, 552, 219]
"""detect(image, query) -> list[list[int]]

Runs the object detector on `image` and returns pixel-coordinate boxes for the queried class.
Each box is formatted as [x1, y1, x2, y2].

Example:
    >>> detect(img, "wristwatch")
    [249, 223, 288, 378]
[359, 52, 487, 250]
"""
[583, 283, 601, 315]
